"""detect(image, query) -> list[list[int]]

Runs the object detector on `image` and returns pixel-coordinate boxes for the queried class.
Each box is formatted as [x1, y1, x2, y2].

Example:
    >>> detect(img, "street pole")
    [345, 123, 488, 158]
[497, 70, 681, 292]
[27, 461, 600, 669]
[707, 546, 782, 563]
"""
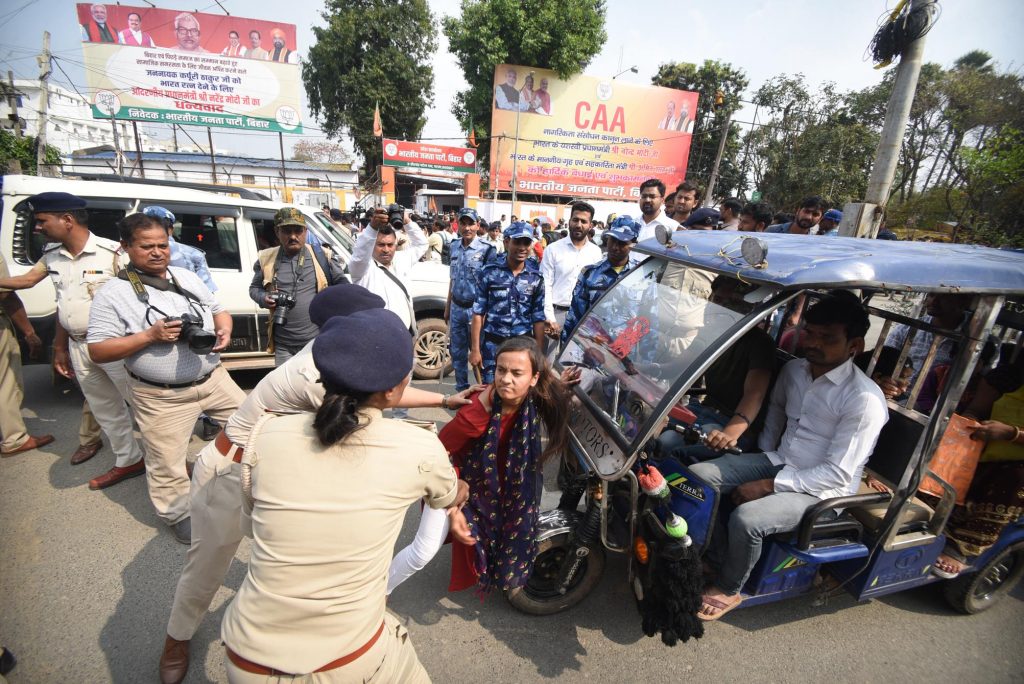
[6, 71, 22, 138]
[840, 0, 932, 237]
[278, 131, 287, 198]
[35, 31, 51, 177]
[132, 120, 145, 178]
[703, 110, 732, 207]
[207, 126, 217, 184]
[107, 108, 124, 176]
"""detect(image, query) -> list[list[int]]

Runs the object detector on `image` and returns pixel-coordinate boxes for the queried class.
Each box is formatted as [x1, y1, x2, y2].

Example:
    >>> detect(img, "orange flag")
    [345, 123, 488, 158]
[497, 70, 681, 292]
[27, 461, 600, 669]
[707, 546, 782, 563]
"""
[372, 102, 382, 137]
[468, 125, 477, 148]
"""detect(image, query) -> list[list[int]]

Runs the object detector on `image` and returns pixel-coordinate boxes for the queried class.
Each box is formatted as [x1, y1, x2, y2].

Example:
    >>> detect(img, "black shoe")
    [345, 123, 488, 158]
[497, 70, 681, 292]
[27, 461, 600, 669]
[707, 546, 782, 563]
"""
[0, 647, 17, 676]
[172, 518, 192, 545]
[198, 416, 220, 441]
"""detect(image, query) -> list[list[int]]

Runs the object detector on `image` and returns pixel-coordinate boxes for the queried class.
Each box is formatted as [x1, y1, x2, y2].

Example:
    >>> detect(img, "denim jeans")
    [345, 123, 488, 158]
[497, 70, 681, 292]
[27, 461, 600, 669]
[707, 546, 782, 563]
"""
[689, 452, 821, 595]
[657, 400, 758, 463]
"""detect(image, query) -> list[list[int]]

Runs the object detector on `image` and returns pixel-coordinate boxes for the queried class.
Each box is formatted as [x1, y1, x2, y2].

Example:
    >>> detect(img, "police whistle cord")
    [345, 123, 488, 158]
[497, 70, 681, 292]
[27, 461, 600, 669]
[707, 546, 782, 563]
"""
[635, 462, 705, 646]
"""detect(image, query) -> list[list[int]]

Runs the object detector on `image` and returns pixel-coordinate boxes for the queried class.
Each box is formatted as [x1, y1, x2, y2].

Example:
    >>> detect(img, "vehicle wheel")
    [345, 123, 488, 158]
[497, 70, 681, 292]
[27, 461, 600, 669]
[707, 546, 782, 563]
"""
[506, 532, 605, 616]
[943, 545, 1024, 615]
[413, 317, 452, 380]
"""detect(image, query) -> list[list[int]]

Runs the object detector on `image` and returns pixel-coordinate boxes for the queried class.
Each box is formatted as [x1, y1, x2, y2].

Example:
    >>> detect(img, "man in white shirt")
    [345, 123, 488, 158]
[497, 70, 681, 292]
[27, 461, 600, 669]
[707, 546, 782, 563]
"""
[540, 201, 602, 341]
[690, 291, 888, 621]
[636, 178, 680, 244]
[349, 206, 426, 335]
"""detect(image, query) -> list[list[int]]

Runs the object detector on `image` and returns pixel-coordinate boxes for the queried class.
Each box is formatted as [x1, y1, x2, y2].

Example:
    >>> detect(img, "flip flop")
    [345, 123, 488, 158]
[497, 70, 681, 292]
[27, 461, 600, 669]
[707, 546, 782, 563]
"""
[697, 593, 742, 621]
[931, 554, 964, 580]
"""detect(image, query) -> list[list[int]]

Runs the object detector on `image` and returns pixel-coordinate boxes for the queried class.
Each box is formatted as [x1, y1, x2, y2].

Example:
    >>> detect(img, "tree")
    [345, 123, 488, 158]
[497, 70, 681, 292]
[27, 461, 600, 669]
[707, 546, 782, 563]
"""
[303, 0, 437, 168]
[443, 0, 607, 172]
[292, 139, 352, 165]
[651, 60, 749, 198]
[0, 130, 61, 175]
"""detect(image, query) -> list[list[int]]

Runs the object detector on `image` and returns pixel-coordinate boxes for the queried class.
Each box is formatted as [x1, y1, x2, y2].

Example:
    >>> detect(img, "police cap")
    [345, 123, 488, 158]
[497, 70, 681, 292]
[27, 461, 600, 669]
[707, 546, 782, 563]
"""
[274, 207, 306, 228]
[313, 309, 413, 393]
[27, 192, 87, 213]
[503, 221, 534, 242]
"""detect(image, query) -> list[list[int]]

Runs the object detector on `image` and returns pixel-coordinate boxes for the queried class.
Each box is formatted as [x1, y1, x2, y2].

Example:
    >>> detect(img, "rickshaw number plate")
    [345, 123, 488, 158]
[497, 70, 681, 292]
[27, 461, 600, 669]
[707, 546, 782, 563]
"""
[569, 405, 626, 474]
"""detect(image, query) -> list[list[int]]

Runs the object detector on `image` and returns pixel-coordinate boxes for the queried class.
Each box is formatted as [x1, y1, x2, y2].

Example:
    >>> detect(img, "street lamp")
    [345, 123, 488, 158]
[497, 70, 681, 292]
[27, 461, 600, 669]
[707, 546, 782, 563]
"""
[613, 66, 638, 79]
[510, 69, 534, 213]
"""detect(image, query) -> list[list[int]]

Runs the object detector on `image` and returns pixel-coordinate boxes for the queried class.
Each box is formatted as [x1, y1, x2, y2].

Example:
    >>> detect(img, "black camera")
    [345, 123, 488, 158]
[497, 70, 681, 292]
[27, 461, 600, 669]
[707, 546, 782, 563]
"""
[387, 203, 405, 229]
[268, 291, 297, 326]
[165, 313, 217, 354]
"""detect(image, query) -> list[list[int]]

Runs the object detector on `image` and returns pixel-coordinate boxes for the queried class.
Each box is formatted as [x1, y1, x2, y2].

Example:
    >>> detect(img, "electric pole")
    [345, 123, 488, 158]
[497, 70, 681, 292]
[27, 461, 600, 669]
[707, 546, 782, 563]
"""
[6, 71, 22, 138]
[703, 110, 732, 207]
[840, 0, 934, 238]
[35, 31, 52, 176]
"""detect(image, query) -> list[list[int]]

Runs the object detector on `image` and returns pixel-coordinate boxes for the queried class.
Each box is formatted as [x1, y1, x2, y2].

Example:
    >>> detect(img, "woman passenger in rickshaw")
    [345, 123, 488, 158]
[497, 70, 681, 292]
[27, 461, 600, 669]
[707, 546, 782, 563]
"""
[387, 337, 573, 595]
[658, 275, 775, 461]
[933, 363, 1024, 578]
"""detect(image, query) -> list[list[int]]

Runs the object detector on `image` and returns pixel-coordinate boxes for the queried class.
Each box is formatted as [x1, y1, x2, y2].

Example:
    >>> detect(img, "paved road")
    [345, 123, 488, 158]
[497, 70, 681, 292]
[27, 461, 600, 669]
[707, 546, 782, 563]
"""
[2, 365, 1022, 683]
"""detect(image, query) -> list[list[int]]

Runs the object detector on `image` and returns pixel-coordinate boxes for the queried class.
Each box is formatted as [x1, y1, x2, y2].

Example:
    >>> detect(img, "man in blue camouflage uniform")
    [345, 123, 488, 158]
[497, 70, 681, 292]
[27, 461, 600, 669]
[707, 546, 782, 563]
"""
[445, 207, 497, 391]
[560, 215, 641, 350]
[469, 221, 546, 383]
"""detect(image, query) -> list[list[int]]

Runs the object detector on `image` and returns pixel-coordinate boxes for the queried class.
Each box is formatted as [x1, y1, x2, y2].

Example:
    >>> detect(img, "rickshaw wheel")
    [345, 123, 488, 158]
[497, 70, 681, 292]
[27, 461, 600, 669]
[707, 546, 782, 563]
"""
[506, 531, 605, 616]
[943, 546, 1024, 615]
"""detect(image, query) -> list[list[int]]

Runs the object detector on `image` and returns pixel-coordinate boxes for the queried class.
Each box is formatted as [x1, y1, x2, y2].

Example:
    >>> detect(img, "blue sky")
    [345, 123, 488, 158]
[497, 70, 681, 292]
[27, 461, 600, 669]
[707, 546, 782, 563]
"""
[3, 0, 1022, 163]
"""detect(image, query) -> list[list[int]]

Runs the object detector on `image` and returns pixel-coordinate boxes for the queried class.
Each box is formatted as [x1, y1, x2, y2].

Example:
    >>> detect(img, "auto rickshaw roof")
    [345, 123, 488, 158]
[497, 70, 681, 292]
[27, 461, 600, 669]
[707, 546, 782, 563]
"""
[637, 232, 1024, 294]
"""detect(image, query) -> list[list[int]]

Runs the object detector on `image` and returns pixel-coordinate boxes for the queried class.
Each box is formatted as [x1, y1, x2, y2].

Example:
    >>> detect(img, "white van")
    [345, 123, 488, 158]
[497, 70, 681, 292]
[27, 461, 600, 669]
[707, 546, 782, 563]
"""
[0, 174, 452, 377]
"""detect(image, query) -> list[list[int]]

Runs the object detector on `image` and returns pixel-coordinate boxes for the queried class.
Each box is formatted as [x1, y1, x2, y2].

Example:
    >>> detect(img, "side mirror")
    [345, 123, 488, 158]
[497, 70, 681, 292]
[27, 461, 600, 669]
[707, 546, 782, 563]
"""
[741, 237, 768, 268]
[654, 223, 674, 248]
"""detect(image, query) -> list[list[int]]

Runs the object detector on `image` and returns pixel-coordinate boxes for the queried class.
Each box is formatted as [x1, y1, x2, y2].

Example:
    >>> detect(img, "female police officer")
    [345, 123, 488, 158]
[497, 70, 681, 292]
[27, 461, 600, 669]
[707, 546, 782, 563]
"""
[220, 308, 470, 682]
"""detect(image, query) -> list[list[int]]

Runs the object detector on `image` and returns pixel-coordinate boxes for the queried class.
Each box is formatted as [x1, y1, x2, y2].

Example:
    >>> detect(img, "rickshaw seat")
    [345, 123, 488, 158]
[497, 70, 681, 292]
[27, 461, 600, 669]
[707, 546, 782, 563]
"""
[847, 479, 934, 533]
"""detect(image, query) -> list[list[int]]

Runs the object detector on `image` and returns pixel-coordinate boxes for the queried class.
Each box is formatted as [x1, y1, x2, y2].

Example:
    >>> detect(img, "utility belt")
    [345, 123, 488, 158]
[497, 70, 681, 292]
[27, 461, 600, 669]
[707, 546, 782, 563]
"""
[128, 369, 212, 389]
[553, 304, 570, 312]
[483, 331, 513, 345]
[452, 296, 475, 308]
[214, 430, 244, 463]
[225, 620, 385, 676]
[68, 331, 88, 343]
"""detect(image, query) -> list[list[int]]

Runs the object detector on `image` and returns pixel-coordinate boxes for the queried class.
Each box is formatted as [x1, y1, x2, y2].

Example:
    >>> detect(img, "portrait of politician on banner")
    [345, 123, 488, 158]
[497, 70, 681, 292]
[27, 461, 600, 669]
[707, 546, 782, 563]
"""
[489, 64, 698, 201]
[77, 3, 303, 133]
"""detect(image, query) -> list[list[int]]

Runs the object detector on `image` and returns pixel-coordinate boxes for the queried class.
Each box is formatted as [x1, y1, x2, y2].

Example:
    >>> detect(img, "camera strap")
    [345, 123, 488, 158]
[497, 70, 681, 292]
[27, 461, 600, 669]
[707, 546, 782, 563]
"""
[119, 266, 207, 324]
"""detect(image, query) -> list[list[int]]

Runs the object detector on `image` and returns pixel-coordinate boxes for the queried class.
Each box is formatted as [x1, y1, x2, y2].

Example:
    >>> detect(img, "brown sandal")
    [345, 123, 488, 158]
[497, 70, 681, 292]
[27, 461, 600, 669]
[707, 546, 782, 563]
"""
[697, 593, 743, 621]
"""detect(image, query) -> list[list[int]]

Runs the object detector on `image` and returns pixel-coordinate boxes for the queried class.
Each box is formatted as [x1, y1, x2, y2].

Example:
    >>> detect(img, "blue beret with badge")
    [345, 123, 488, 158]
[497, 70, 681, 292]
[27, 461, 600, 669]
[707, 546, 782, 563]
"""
[27, 192, 87, 213]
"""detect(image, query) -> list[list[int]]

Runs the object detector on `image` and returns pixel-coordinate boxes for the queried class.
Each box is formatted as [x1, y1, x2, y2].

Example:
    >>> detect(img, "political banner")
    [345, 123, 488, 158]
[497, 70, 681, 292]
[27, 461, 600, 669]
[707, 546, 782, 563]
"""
[77, 3, 303, 133]
[489, 64, 698, 200]
[382, 139, 477, 174]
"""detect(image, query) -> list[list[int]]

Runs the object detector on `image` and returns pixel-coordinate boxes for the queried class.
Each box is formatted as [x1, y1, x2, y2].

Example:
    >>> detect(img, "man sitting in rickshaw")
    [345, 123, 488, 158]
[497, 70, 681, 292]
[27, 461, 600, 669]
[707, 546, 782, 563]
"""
[690, 291, 889, 620]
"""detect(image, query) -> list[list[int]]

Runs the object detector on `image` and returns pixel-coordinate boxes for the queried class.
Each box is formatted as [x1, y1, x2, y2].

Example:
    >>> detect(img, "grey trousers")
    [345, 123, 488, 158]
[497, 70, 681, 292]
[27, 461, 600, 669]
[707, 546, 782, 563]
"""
[690, 453, 821, 594]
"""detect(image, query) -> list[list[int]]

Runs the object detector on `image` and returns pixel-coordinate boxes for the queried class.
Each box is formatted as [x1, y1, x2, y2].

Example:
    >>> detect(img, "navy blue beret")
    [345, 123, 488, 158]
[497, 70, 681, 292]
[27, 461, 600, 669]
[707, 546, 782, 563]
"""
[309, 283, 385, 327]
[313, 309, 413, 392]
[27, 192, 87, 213]
[683, 207, 721, 228]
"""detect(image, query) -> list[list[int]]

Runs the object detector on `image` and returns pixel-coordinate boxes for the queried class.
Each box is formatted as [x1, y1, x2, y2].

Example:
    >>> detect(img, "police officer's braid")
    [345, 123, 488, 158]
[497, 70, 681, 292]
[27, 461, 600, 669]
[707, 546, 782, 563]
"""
[313, 383, 373, 446]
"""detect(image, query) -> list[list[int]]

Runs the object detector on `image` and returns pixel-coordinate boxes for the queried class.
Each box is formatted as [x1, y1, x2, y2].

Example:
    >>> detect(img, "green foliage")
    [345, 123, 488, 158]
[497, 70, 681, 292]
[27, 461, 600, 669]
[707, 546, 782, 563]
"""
[957, 127, 1024, 247]
[443, 0, 607, 171]
[652, 60, 749, 198]
[303, 0, 437, 168]
[0, 129, 61, 175]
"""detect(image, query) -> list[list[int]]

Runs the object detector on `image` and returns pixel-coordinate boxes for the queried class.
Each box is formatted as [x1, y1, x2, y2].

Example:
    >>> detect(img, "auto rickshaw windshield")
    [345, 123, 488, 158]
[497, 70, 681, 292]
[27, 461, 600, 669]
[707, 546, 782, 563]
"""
[558, 257, 775, 444]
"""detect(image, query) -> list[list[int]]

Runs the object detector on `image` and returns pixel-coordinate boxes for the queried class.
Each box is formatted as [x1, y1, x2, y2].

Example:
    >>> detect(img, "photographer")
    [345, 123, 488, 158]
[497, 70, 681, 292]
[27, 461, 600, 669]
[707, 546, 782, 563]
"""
[349, 204, 427, 336]
[249, 208, 346, 366]
[87, 213, 245, 545]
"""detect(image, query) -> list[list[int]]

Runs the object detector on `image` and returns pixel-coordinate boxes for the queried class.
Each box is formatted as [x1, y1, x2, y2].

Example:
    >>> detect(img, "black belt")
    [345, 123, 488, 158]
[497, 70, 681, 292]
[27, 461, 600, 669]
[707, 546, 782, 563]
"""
[452, 298, 474, 308]
[553, 305, 570, 312]
[129, 369, 213, 389]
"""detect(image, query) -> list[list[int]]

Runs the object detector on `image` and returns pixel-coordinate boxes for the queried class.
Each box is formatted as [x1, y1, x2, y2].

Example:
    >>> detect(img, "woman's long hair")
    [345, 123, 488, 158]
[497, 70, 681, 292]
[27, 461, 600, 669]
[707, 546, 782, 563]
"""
[313, 382, 373, 447]
[495, 337, 569, 463]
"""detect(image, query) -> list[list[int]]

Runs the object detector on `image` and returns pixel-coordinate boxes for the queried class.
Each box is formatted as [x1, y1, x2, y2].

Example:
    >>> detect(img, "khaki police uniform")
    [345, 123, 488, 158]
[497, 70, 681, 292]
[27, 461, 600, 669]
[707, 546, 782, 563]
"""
[0, 256, 30, 452]
[32, 234, 143, 468]
[220, 411, 457, 681]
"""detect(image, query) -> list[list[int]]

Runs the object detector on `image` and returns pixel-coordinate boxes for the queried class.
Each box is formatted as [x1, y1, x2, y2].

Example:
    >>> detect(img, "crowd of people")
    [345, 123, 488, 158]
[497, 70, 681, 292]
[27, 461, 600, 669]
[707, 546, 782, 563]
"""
[0, 174, 1019, 681]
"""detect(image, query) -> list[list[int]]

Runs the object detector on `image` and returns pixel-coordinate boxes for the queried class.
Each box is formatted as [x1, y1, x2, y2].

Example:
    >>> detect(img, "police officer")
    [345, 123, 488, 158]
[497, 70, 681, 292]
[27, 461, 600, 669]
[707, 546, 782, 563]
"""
[469, 221, 547, 383]
[0, 193, 143, 485]
[87, 212, 245, 544]
[560, 215, 641, 348]
[158, 284, 477, 684]
[250, 207, 347, 366]
[445, 208, 496, 392]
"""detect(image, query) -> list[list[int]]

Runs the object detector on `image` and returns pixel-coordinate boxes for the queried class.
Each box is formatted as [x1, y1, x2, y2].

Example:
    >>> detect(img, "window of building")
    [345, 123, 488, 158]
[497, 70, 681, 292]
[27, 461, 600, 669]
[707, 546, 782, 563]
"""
[306, 178, 320, 188]
[241, 174, 255, 185]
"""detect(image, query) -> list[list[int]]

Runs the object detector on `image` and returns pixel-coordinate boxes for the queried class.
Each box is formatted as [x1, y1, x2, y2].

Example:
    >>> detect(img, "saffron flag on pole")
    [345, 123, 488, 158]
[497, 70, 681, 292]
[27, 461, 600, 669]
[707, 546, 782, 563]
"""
[373, 102, 383, 137]
[467, 123, 477, 148]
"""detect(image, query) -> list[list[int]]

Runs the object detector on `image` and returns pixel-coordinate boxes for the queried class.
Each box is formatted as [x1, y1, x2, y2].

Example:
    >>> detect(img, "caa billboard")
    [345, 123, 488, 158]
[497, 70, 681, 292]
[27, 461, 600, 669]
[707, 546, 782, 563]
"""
[77, 3, 303, 133]
[489, 64, 698, 200]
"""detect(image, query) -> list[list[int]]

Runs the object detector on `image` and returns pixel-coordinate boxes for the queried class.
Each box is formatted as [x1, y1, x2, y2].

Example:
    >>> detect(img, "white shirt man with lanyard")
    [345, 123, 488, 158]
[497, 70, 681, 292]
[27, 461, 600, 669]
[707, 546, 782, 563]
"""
[88, 213, 245, 546]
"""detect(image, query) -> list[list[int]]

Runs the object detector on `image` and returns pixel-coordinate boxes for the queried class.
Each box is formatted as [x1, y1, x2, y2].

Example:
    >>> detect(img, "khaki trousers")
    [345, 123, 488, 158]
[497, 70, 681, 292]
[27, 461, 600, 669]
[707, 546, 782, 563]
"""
[166, 441, 245, 640]
[0, 318, 29, 451]
[70, 339, 142, 468]
[79, 400, 102, 446]
[129, 365, 244, 525]
[224, 612, 430, 683]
